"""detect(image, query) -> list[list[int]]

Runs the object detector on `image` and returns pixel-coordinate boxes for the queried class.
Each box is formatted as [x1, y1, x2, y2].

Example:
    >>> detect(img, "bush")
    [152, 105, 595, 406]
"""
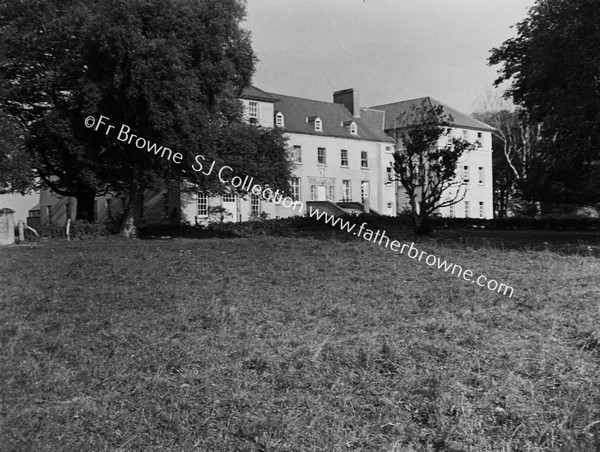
[428, 216, 600, 231]
[35, 220, 114, 240]
[138, 216, 352, 240]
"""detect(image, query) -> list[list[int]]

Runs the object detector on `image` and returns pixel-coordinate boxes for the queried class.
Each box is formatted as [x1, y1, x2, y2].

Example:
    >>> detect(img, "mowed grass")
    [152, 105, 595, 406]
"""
[1, 233, 600, 451]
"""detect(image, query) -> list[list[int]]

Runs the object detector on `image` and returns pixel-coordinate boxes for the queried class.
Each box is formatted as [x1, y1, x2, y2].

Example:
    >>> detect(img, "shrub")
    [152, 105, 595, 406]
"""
[207, 206, 232, 223]
[429, 216, 600, 231]
[36, 220, 113, 240]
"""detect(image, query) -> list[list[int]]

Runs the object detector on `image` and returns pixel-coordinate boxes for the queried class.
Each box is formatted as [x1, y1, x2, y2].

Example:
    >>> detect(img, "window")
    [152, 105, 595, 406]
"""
[317, 147, 326, 165]
[385, 145, 393, 153]
[477, 132, 483, 139]
[343, 120, 357, 134]
[314, 118, 322, 132]
[106, 199, 113, 218]
[197, 193, 208, 217]
[292, 145, 302, 163]
[223, 193, 235, 203]
[342, 180, 351, 201]
[46, 205, 52, 223]
[291, 177, 300, 201]
[449, 205, 455, 218]
[446, 129, 453, 145]
[65, 202, 71, 221]
[479, 201, 485, 219]
[248, 101, 258, 121]
[360, 151, 368, 168]
[340, 149, 348, 167]
[361, 181, 369, 201]
[478, 167, 484, 185]
[462, 129, 468, 140]
[463, 165, 470, 185]
[328, 186, 335, 201]
[29, 209, 40, 218]
[250, 194, 260, 216]
[275, 112, 284, 127]
[465, 201, 470, 218]
[310, 185, 317, 201]
[386, 166, 392, 180]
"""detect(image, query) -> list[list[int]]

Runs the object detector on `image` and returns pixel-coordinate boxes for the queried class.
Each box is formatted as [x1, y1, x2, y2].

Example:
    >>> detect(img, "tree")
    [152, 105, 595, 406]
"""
[489, 0, 600, 205]
[472, 92, 542, 217]
[0, 0, 102, 219]
[0, 112, 34, 194]
[0, 0, 292, 237]
[391, 100, 474, 234]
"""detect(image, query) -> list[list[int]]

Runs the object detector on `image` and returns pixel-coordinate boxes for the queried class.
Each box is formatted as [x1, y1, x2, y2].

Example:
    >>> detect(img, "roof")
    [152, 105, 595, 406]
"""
[241, 86, 278, 103]
[267, 92, 393, 143]
[360, 108, 386, 133]
[370, 97, 496, 132]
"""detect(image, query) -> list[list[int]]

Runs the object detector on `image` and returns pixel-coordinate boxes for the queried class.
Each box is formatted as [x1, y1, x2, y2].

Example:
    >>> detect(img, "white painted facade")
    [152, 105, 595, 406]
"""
[185, 87, 396, 225]
[436, 128, 494, 219]
[372, 97, 495, 220]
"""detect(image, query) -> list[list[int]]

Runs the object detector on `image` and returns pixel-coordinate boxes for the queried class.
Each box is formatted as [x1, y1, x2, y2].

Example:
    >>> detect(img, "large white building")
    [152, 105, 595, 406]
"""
[30, 86, 494, 228]
[371, 97, 495, 219]
[213, 86, 397, 221]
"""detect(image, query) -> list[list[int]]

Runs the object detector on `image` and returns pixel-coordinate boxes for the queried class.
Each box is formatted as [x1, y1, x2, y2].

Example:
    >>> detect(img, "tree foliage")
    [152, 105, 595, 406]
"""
[0, 0, 97, 212]
[473, 93, 542, 217]
[489, 0, 600, 204]
[0, 0, 292, 236]
[0, 111, 33, 193]
[391, 100, 474, 234]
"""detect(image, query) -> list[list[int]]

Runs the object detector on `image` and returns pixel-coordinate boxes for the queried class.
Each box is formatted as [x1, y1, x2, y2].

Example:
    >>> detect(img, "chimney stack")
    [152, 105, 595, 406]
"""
[333, 88, 360, 118]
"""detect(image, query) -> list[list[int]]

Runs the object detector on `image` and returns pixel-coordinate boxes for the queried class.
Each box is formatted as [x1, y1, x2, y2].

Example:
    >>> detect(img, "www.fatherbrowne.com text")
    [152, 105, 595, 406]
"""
[85, 114, 515, 298]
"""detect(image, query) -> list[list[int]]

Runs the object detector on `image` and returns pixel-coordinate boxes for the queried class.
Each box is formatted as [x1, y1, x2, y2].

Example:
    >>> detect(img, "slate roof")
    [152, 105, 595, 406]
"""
[360, 108, 386, 133]
[241, 86, 278, 103]
[267, 92, 393, 143]
[370, 97, 495, 132]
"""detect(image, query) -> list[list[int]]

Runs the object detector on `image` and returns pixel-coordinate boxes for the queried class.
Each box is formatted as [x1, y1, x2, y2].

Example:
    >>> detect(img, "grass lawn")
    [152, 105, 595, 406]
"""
[1, 231, 600, 451]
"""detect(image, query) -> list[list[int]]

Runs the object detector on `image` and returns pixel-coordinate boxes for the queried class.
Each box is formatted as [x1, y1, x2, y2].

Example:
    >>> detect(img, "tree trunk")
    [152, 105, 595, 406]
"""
[498, 187, 506, 219]
[76, 191, 96, 222]
[121, 165, 143, 238]
[534, 201, 542, 218]
[414, 213, 433, 235]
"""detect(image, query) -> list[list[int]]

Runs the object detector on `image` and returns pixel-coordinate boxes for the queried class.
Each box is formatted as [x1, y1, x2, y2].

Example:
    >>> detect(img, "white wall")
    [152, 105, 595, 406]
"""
[438, 128, 494, 219]
[0, 191, 39, 223]
[179, 132, 396, 223]
[284, 133, 396, 216]
[241, 99, 274, 128]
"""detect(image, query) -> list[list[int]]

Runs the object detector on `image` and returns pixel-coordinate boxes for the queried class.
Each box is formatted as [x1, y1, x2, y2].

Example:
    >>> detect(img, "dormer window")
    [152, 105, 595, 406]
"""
[275, 111, 284, 127]
[307, 116, 323, 132]
[342, 120, 357, 135]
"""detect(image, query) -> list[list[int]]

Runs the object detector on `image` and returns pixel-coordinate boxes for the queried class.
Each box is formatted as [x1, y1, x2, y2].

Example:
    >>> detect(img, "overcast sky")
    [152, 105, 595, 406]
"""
[244, 0, 535, 114]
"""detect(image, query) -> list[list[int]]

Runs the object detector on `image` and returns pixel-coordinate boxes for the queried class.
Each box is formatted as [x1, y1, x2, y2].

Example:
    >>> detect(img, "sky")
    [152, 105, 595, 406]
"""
[243, 0, 535, 114]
